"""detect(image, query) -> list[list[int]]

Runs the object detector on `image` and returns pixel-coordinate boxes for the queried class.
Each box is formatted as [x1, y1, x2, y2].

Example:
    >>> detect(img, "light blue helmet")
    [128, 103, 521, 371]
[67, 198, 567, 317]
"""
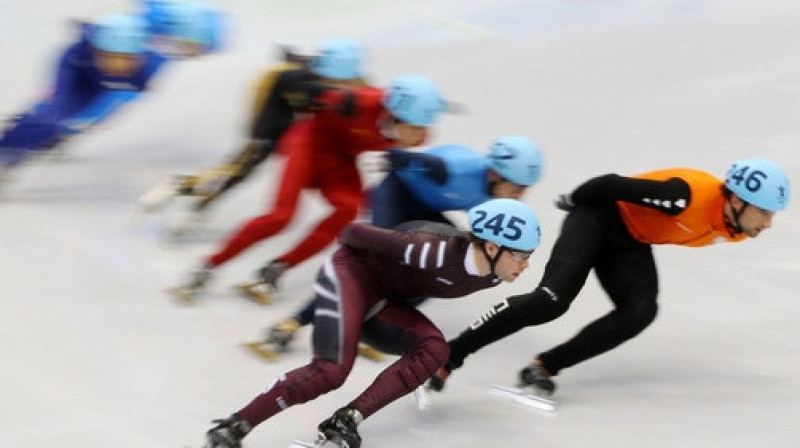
[383, 75, 445, 126]
[309, 37, 362, 80]
[725, 157, 790, 212]
[488, 136, 544, 186]
[468, 198, 541, 251]
[144, 1, 223, 51]
[90, 14, 147, 54]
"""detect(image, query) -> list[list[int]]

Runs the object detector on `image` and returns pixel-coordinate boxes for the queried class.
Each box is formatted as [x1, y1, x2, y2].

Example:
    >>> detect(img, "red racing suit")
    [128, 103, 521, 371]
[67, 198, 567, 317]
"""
[206, 87, 399, 269]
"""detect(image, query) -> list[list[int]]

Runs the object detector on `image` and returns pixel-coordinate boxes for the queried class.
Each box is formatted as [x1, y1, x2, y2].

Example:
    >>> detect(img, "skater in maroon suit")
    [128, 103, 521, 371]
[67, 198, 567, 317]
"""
[201, 198, 542, 448]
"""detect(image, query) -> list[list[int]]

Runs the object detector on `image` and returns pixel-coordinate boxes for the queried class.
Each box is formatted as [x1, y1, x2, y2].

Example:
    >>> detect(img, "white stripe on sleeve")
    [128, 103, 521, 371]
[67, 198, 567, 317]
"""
[419, 242, 431, 268]
[436, 241, 446, 268]
[404, 243, 414, 265]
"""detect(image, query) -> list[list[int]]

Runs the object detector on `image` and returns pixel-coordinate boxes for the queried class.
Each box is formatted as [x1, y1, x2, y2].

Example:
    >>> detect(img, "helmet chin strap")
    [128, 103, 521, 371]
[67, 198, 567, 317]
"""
[487, 179, 500, 195]
[481, 243, 505, 276]
[726, 196, 747, 234]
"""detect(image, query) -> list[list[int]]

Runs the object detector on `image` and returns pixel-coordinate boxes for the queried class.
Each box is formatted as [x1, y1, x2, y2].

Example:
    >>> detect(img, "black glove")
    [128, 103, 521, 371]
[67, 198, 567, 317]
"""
[387, 149, 448, 184]
[338, 91, 357, 117]
[554, 193, 576, 211]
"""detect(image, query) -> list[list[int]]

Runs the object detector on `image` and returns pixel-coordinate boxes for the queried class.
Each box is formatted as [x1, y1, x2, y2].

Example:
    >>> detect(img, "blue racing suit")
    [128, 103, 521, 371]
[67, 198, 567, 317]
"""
[0, 23, 167, 166]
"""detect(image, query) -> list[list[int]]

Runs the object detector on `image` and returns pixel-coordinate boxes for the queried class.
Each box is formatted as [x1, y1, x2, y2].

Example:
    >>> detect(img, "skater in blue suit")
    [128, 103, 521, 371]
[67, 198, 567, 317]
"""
[142, 0, 225, 57]
[372, 136, 543, 227]
[0, 3, 223, 181]
[250, 135, 545, 358]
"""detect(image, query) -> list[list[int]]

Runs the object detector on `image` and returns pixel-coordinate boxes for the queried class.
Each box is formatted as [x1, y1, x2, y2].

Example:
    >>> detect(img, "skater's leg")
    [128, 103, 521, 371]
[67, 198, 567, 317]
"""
[270, 162, 361, 268]
[349, 302, 448, 418]
[537, 242, 659, 375]
[235, 252, 371, 427]
[206, 128, 313, 267]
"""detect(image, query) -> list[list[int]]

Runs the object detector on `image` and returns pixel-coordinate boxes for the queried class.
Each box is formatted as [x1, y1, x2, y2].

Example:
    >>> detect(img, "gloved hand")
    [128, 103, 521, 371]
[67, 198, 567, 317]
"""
[359, 152, 390, 173]
[554, 193, 576, 211]
[311, 89, 357, 116]
[387, 149, 448, 184]
[338, 91, 357, 117]
[58, 118, 93, 135]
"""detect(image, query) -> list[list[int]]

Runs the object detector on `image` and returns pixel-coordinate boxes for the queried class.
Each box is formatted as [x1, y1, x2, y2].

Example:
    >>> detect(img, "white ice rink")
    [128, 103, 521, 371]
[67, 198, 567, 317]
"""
[2, 1, 800, 447]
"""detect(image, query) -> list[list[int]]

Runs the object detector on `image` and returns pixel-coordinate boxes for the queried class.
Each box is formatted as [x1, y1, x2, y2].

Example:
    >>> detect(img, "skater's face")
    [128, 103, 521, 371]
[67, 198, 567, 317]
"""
[484, 242, 532, 282]
[729, 195, 775, 238]
[393, 121, 429, 148]
[488, 171, 528, 200]
[94, 50, 142, 77]
[496, 248, 531, 282]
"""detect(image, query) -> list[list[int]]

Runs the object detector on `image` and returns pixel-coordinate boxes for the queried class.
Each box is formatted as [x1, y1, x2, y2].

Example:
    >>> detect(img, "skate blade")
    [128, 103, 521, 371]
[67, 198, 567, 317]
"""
[242, 341, 279, 362]
[289, 441, 334, 448]
[167, 286, 199, 306]
[489, 384, 556, 412]
[288, 441, 316, 448]
[414, 385, 432, 411]
[235, 282, 275, 305]
[357, 344, 385, 361]
[310, 439, 342, 448]
[135, 177, 179, 214]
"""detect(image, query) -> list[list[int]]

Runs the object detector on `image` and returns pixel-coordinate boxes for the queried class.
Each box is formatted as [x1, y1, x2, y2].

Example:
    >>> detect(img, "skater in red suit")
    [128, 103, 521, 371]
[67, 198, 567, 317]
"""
[199, 198, 542, 448]
[173, 75, 446, 301]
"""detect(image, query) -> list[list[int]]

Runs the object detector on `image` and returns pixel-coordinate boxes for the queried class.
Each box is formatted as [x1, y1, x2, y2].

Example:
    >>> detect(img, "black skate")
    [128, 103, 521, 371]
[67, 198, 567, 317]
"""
[205, 414, 251, 448]
[235, 260, 288, 305]
[427, 360, 457, 392]
[168, 266, 212, 305]
[267, 319, 300, 349]
[488, 362, 557, 412]
[259, 260, 288, 290]
[519, 362, 556, 396]
[242, 318, 301, 361]
[316, 407, 363, 448]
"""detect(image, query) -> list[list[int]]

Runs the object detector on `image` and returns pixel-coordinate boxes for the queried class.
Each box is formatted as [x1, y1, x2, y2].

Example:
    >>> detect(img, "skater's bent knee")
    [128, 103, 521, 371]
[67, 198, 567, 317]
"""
[287, 360, 350, 403]
[619, 300, 658, 335]
[397, 336, 450, 389]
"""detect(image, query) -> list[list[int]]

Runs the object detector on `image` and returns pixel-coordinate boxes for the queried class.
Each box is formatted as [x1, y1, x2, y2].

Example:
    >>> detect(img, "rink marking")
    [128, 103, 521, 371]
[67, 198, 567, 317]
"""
[434, 17, 500, 39]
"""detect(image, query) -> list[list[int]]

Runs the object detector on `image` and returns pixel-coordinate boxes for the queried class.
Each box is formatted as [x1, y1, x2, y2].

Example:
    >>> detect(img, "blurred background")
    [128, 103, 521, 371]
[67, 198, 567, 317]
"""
[1, 1, 799, 447]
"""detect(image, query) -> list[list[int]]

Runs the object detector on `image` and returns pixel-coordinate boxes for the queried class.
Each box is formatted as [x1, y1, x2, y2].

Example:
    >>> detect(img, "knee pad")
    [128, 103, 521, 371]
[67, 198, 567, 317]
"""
[395, 335, 449, 390]
[285, 360, 350, 404]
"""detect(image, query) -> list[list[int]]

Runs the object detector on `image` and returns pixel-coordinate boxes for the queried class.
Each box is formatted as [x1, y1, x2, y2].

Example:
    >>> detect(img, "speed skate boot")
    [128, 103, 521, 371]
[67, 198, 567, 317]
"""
[234, 260, 288, 305]
[317, 407, 363, 448]
[134, 175, 197, 215]
[267, 318, 300, 350]
[237, 260, 289, 305]
[427, 360, 457, 392]
[259, 260, 289, 291]
[205, 414, 251, 448]
[241, 317, 300, 361]
[519, 360, 556, 397]
[169, 265, 212, 305]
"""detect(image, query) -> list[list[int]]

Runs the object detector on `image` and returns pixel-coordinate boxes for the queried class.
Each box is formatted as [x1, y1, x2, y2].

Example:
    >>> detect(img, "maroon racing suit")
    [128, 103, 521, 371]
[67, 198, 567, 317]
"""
[235, 221, 501, 427]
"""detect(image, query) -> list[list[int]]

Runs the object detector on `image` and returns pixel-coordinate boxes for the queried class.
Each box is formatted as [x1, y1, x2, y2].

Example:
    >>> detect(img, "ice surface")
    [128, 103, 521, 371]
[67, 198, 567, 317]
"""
[2, 1, 800, 447]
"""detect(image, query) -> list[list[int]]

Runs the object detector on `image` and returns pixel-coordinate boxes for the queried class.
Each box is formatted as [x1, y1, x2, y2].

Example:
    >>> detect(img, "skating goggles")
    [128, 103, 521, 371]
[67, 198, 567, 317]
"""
[507, 248, 534, 261]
